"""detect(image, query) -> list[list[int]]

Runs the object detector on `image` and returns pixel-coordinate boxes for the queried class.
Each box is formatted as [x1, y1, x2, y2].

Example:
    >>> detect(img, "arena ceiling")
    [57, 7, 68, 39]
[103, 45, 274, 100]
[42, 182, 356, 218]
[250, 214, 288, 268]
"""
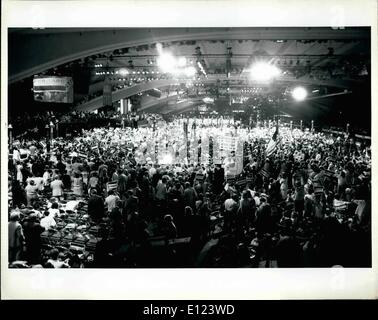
[8, 27, 371, 124]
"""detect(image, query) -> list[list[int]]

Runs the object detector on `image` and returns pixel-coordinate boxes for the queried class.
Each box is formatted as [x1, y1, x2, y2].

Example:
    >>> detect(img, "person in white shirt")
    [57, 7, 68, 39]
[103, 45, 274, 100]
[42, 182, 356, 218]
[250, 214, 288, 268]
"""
[43, 167, 51, 187]
[13, 147, 21, 165]
[254, 192, 261, 207]
[48, 202, 60, 218]
[27, 176, 44, 191]
[224, 195, 238, 213]
[50, 176, 64, 199]
[30, 205, 44, 219]
[16, 162, 23, 182]
[46, 249, 70, 268]
[155, 177, 167, 201]
[29, 144, 37, 156]
[40, 210, 57, 230]
[149, 164, 157, 179]
[105, 190, 120, 213]
[65, 200, 80, 212]
[25, 180, 39, 206]
[223, 194, 239, 232]
[19, 147, 29, 161]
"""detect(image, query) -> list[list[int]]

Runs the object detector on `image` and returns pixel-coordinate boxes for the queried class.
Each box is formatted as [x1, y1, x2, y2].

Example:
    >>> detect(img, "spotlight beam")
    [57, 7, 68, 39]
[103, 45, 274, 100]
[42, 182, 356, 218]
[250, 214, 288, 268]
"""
[305, 90, 352, 101]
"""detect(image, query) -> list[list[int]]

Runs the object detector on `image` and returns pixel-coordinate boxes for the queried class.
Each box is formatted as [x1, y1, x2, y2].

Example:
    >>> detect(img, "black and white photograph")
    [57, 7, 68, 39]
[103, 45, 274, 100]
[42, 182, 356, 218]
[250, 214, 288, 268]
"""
[1, 0, 377, 300]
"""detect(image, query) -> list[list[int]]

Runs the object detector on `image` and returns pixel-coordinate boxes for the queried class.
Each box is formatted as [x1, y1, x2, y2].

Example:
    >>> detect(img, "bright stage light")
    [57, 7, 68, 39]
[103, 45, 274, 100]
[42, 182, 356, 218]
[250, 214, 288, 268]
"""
[203, 97, 214, 103]
[249, 62, 281, 82]
[157, 53, 177, 73]
[161, 154, 173, 164]
[118, 68, 129, 76]
[292, 86, 308, 101]
[178, 57, 187, 67]
[156, 43, 163, 54]
[184, 66, 196, 77]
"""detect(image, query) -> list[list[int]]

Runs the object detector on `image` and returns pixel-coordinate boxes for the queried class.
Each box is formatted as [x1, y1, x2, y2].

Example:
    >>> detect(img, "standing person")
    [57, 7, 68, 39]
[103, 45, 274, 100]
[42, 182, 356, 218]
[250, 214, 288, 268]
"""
[13, 147, 21, 165]
[25, 180, 39, 207]
[213, 164, 225, 194]
[56, 157, 66, 176]
[280, 173, 289, 201]
[168, 182, 184, 223]
[42, 166, 51, 188]
[155, 177, 168, 215]
[117, 169, 128, 197]
[313, 194, 324, 221]
[88, 189, 105, 223]
[21, 163, 32, 186]
[88, 171, 99, 193]
[237, 190, 256, 234]
[275, 224, 302, 268]
[15, 161, 23, 183]
[255, 196, 273, 235]
[337, 170, 347, 198]
[105, 190, 120, 213]
[8, 211, 25, 263]
[293, 169, 305, 218]
[98, 161, 109, 188]
[72, 172, 84, 197]
[62, 170, 72, 191]
[163, 214, 178, 240]
[81, 160, 90, 190]
[50, 175, 64, 200]
[304, 184, 315, 219]
[12, 180, 27, 208]
[32, 157, 44, 177]
[124, 190, 139, 217]
[23, 214, 45, 265]
[223, 194, 238, 232]
[183, 182, 197, 212]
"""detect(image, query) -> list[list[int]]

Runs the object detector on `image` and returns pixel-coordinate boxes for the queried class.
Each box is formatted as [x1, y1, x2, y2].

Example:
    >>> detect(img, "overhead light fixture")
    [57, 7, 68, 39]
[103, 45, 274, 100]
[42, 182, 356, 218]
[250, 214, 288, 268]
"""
[249, 62, 281, 82]
[292, 86, 308, 101]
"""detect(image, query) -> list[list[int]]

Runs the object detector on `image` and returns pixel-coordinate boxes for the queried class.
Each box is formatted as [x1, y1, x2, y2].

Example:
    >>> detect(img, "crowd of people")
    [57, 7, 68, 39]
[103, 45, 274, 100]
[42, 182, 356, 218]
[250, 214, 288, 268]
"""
[8, 110, 155, 141]
[8, 113, 371, 268]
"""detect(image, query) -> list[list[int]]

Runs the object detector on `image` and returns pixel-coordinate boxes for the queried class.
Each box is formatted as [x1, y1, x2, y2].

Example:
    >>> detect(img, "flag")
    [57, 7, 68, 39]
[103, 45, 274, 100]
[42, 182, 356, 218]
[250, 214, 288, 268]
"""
[195, 172, 205, 182]
[235, 178, 247, 188]
[260, 161, 271, 178]
[225, 174, 236, 184]
[265, 124, 280, 157]
[106, 181, 118, 192]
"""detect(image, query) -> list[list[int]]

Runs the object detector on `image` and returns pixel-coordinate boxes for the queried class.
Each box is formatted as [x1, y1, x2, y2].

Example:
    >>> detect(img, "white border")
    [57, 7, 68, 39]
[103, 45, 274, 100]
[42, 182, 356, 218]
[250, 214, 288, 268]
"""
[2, 0, 378, 300]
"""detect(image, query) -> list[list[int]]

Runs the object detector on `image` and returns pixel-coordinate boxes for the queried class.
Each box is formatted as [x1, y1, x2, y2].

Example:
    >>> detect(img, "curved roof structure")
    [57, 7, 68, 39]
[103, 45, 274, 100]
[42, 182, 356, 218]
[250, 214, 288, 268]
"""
[8, 27, 371, 128]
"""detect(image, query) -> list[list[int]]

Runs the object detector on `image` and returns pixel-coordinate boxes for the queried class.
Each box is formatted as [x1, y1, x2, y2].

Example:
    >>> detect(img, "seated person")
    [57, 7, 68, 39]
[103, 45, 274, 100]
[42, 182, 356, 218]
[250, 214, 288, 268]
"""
[45, 249, 70, 268]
